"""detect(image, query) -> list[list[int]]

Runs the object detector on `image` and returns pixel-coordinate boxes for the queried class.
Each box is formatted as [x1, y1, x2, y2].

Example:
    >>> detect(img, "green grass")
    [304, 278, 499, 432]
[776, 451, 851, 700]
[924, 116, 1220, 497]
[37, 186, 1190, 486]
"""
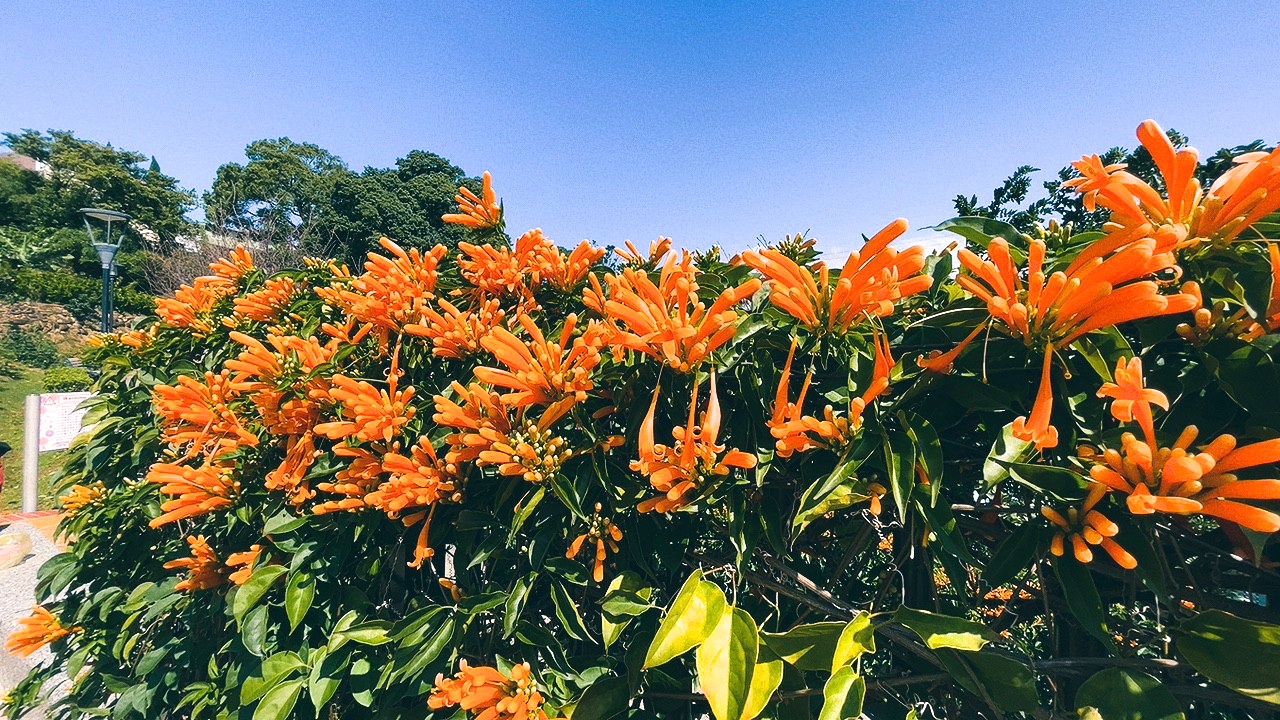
[0, 368, 67, 512]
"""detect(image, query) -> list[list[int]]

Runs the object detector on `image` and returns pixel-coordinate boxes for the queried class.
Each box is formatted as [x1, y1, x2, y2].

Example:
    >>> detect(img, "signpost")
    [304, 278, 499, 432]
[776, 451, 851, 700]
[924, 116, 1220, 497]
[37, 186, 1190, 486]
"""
[21, 392, 92, 512]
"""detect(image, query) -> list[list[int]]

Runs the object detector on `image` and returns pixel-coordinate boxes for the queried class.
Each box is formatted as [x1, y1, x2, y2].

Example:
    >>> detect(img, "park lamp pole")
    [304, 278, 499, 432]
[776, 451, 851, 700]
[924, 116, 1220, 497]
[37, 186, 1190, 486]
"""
[80, 208, 130, 333]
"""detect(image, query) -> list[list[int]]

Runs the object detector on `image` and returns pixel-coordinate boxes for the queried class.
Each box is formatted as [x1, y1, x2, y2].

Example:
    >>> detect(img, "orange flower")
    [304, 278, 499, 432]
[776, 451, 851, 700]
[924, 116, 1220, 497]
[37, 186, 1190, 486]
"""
[5, 607, 79, 658]
[1010, 346, 1059, 451]
[1042, 483, 1137, 569]
[1090, 428, 1280, 533]
[406, 297, 507, 360]
[549, 240, 605, 292]
[314, 358, 416, 443]
[364, 438, 459, 568]
[1268, 243, 1280, 331]
[316, 446, 388, 502]
[146, 460, 240, 527]
[1097, 356, 1169, 447]
[615, 237, 672, 268]
[1065, 119, 1280, 249]
[474, 314, 605, 408]
[475, 402, 574, 482]
[633, 371, 757, 513]
[586, 251, 761, 372]
[769, 333, 892, 457]
[164, 535, 225, 592]
[152, 370, 259, 458]
[457, 239, 528, 298]
[740, 219, 932, 333]
[428, 661, 555, 720]
[155, 277, 231, 334]
[442, 171, 502, 230]
[315, 237, 447, 337]
[434, 382, 512, 465]
[59, 481, 106, 517]
[226, 544, 262, 586]
[265, 432, 318, 505]
[207, 245, 255, 285]
[233, 276, 298, 323]
[566, 504, 623, 582]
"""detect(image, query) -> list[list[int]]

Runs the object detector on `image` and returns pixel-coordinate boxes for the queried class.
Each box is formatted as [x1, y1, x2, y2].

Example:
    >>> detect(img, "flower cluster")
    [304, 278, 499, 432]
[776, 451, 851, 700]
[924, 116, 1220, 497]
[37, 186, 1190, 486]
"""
[428, 661, 558, 720]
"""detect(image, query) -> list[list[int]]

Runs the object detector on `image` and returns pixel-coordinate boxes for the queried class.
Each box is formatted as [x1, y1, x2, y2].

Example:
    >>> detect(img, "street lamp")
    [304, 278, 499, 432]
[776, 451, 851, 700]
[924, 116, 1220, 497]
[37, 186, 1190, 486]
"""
[80, 208, 130, 333]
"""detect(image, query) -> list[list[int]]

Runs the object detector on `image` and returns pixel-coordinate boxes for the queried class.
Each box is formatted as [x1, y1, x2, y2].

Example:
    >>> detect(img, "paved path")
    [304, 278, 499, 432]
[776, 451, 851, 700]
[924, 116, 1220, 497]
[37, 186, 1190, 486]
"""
[0, 515, 64, 717]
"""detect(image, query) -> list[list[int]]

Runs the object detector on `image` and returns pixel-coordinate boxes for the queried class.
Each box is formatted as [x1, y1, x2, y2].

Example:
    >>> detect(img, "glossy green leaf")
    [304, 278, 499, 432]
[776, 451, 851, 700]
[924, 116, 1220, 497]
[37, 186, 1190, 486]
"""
[572, 676, 631, 720]
[284, 570, 315, 632]
[1053, 557, 1113, 648]
[1177, 610, 1280, 705]
[232, 565, 287, 623]
[741, 645, 783, 720]
[793, 455, 866, 537]
[550, 580, 592, 641]
[1074, 668, 1185, 720]
[984, 423, 1033, 487]
[984, 522, 1042, 587]
[761, 622, 844, 671]
[696, 607, 758, 720]
[882, 429, 917, 514]
[602, 572, 654, 650]
[644, 571, 728, 668]
[817, 667, 865, 720]
[251, 678, 304, 720]
[894, 606, 997, 651]
[830, 612, 876, 672]
[1003, 461, 1088, 501]
[240, 652, 304, 705]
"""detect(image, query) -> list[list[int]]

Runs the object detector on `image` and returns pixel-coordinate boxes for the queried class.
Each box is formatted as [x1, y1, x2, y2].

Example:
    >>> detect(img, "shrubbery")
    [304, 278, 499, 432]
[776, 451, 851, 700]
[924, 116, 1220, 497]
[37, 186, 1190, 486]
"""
[42, 366, 93, 392]
[9, 124, 1280, 720]
[2, 267, 155, 314]
[2, 326, 62, 369]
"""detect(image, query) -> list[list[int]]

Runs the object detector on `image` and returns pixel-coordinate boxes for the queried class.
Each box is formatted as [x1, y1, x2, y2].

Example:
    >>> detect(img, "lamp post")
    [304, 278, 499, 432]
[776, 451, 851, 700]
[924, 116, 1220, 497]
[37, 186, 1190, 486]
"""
[80, 208, 130, 333]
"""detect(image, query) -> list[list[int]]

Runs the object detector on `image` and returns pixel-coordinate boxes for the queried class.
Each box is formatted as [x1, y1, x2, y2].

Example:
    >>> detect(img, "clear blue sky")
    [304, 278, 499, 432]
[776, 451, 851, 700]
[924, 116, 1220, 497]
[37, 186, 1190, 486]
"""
[3, 1, 1278, 256]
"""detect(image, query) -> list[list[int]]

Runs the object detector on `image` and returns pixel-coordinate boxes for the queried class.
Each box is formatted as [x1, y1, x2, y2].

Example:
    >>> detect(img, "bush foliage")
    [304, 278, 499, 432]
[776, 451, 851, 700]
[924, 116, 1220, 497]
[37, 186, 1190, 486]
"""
[9, 122, 1280, 720]
[43, 366, 94, 393]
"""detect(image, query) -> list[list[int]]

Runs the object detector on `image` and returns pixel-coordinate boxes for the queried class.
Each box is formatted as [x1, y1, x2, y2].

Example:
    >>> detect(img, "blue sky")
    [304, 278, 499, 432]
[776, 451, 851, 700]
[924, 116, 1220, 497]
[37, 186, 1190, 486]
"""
[3, 1, 1279, 256]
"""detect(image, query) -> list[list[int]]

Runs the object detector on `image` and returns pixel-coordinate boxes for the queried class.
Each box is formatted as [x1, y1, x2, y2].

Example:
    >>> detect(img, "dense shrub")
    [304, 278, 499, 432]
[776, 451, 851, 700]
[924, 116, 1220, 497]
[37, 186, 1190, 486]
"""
[9, 124, 1280, 720]
[42, 366, 93, 392]
[5, 266, 155, 314]
[2, 326, 62, 368]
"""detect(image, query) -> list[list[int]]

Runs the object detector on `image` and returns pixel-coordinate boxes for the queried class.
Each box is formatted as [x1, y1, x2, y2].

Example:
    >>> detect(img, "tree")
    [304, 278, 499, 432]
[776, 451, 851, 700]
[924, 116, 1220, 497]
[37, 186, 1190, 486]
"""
[204, 138, 349, 251]
[1, 129, 194, 244]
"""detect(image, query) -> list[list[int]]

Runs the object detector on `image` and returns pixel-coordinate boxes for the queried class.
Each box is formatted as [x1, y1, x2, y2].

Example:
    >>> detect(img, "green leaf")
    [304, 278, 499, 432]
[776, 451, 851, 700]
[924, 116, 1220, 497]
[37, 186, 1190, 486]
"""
[571, 676, 631, 720]
[817, 667, 865, 720]
[984, 522, 1043, 587]
[830, 612, 876, 672]
[933, 217, 1028, 260]
[761, 622, 845, 671]
[696, 607, 758, 720]
[602, 572, 654, 650]
[509, 487, 545, 542]
[792, 455, 867, 537]
[335, 620, 392, 646]
[232, 565, 287, 623]
[1002, 461, 1088, 501]
[1053, 557, 1113, 648]
[550, 580, 592, 642]
[395, 613, 456, 680]
[262, 512, 308, 536]
[1074, 668, 1185, 720]
[964, 651, 1041, 712]
[984, 423, 1033, 487]
[644, 570, 728, 668]
[883, 429, 917, 514]
[899, 411, 944, 504]
[1176, 610, 1280, 705]
[284, 570, 315, 632]
[894, 607, 997, 651]
[241, 652, 305, 705]
[1072, 328, 1131, 383]
[742, 645, 783, 720]
[504, 573, 535, 639]
[252, 678, 304, 720]
[308, 648, 347, 715]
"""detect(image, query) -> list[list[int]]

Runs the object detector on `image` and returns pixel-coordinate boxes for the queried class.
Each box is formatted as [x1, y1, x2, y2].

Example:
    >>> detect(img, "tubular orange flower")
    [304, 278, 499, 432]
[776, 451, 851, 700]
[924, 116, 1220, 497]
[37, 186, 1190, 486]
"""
[740, 219, 932, 333]
[163, 535, 225, 592]
[549, 240, 605, 292]
[1010, 346, 1060, 451]
[442, 171, 502, 229]
[633, 371, 757, 513]
[233, 276, 298, 323]
[1042, 483, 1137, 569]
[433, 381, 512, 465]
[1065, 120, 1280, 249]
[589, 251, 761, 372]
[406, 297, 507, 360]
[155, 277, 232, 334]
[428, 661, 555, 720]
[207, 245, 255, 286]
[615, 237, 672, 268]
[365, 438, 459, 568]
[475, 313, 605, 408]
[1268, 243, 1280, 331]
[152, 369, 259, 458]
[59, 481, 106, 517]
[5, 607, 79, 658]
[265, 432, 318, 505]
[225, 544, 262, 586]
[769, 333, 892, 457]
[566, 503, 623, 582]
[475, 401, 574, 483]
[1097, 356, 1169, 447]
[314, 357, 416, 443]
[1089, 428, 1280, 533]
[146, 460, 240, 527]
[315, 237, 447, 338]
[316, 445, 387, 502]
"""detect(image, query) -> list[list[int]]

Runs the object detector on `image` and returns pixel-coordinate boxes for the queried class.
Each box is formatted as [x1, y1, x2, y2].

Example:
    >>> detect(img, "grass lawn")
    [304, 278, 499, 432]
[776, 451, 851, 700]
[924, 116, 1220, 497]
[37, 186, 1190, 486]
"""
[0, 368, 67, 512]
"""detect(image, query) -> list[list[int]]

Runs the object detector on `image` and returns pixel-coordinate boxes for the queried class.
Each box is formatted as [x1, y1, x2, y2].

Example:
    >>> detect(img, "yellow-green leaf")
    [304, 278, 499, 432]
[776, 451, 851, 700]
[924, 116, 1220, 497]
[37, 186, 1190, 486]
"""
[761, 622, 845, 671]
[818, 667, 865, 720]
[831, 612, 876, 673]
[696, 607, 758, 720]
[1177, 610, 1280, 706]
[894, 606, 997, 651]
[741, 646, 783, 720]
[644, 570, 727, 668]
